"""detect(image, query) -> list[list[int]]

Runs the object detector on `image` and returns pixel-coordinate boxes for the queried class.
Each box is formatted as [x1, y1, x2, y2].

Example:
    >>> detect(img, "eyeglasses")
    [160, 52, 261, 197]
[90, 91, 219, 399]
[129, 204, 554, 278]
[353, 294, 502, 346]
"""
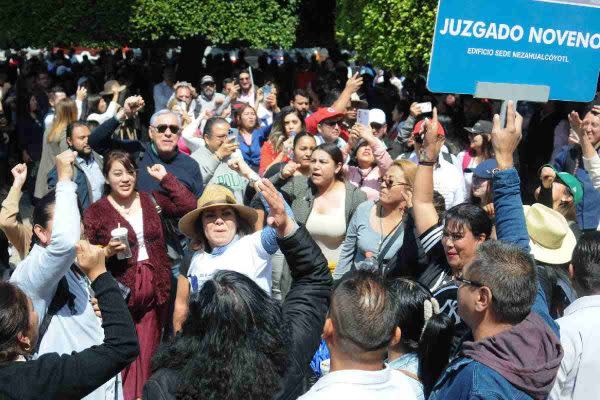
[239, 77, 250, 81]
[370, 122, 384, 130]
[321, 119, 341, 127]
[442, 230, 464, 242]
[378, 177, 411, 188]
[452, 274, 484, 288]
[154, 124, 180, 134]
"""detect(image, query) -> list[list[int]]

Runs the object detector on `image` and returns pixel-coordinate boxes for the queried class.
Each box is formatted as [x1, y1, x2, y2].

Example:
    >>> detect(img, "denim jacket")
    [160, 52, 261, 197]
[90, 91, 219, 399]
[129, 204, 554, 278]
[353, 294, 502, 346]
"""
[429, 168, 560, 400]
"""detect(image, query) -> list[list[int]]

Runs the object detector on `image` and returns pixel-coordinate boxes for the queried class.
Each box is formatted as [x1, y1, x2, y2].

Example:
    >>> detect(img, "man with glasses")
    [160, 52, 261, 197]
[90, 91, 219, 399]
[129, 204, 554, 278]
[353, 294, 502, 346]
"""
[311, 107, 347, 151]
[88, 96, 203, 197]
[369, 108, 388, 148]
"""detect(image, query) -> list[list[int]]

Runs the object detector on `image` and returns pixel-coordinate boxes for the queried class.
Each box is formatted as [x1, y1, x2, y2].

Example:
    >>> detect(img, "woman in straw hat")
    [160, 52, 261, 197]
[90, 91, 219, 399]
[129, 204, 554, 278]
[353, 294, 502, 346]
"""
[173, 174, 292, 333]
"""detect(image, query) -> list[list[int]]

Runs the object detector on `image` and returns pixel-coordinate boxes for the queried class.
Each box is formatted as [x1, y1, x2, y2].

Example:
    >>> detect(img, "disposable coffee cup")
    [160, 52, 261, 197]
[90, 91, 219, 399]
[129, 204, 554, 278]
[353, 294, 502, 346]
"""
[110, 226, 132, 260]
[320, 359, 330, 376]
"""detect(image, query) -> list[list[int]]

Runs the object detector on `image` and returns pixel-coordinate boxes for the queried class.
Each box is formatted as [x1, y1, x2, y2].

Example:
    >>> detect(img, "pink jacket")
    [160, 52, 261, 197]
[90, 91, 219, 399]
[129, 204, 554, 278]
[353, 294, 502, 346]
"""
[345, 140, 393, 201]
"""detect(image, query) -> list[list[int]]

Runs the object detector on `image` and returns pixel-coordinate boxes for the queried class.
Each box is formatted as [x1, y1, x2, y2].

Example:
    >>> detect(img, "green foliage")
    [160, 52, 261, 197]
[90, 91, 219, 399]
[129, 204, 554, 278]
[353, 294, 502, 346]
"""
[0, 0, 299, 48]
[336, 0, 438, 76]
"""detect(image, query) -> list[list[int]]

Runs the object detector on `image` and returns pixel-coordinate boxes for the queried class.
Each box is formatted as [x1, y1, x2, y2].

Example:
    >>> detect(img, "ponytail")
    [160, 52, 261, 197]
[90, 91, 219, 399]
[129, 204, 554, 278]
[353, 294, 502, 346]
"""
[418, 312, 454, 397]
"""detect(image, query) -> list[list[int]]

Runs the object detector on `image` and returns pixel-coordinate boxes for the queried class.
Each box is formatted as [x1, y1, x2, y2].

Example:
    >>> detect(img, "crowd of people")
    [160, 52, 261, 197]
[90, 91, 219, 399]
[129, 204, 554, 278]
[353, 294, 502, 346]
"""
[0, 47, 599, 400]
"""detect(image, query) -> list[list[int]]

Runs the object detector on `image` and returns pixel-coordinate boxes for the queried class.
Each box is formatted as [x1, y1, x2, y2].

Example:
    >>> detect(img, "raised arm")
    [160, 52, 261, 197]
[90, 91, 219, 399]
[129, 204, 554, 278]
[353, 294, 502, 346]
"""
[490, 101, 529, 251]
[571, 108, 600, 190]
[88, 96, 145, 155]
[0, 164, 33, 259]
[332, 73, 363, 114]
[10, 151, 81, 320]
[147, 165, 197, 217]
[29, 242, 138, 399]
[412, 108, 445, 235]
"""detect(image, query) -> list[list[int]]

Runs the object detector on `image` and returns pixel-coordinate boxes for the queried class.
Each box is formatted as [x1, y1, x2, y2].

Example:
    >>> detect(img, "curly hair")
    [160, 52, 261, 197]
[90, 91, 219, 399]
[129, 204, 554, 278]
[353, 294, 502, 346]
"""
[151, 270, 289, 399]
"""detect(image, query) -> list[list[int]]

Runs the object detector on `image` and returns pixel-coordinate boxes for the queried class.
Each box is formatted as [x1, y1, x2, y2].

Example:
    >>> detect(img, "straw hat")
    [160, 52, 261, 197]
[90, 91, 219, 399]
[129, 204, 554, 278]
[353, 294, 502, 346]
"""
[523, 204, 576, 265]
[99, 80, 127, 96]
[178, 185, 258, 240]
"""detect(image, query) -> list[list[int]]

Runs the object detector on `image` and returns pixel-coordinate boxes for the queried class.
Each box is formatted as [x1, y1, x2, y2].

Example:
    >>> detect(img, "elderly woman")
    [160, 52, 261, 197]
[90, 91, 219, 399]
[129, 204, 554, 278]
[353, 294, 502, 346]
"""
[173, 174, 293, 333]
[84, 150, 196, 400]
[335, 159, 417, 279]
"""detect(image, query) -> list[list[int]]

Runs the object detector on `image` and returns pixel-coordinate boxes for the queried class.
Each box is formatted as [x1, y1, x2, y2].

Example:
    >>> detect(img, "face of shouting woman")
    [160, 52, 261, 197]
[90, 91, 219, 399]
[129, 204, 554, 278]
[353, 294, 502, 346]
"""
[201, 206, 239, 249]
[310, 149, 341, 189]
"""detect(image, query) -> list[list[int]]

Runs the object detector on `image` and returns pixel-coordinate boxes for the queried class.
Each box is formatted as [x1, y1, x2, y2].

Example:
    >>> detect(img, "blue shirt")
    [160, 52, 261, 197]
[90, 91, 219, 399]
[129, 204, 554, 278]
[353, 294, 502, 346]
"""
[235, 125, 272, 169]
[76, 155, 105, 202]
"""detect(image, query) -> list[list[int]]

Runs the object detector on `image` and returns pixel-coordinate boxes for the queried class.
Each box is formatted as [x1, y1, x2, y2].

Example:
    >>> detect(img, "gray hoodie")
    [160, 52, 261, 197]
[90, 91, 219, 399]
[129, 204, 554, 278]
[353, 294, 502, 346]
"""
[462, 312, 563, 400]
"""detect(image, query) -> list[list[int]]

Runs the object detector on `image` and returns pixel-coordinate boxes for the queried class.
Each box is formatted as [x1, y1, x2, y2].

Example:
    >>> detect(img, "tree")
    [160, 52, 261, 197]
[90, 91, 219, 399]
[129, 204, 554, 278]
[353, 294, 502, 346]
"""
[0, 0, 300, 49]
[336, 0, 437, 76]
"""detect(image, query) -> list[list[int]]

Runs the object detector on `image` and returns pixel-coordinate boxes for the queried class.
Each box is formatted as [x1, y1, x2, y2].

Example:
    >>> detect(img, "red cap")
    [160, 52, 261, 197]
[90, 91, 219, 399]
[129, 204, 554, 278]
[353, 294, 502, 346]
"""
[312, 107, 345, 125]
[412, 119, 445, 136]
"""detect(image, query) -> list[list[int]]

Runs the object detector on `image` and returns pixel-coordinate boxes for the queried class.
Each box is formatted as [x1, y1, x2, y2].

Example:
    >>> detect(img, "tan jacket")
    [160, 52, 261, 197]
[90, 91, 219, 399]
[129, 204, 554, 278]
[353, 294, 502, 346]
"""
[0, 186, 33, 259]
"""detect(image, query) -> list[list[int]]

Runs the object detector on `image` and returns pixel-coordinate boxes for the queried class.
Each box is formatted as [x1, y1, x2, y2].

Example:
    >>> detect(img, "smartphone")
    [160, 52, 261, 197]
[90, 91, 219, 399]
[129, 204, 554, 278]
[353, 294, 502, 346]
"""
[227, 130, 238, 144]
[262, 84, 272, 97]
[357, 109, 370, 126]
[417, 102, 433, 114]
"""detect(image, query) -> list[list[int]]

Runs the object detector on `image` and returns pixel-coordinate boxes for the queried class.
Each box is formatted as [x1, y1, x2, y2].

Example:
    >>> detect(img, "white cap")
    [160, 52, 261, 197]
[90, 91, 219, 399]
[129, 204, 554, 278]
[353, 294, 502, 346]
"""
[369, 108, 386, 125]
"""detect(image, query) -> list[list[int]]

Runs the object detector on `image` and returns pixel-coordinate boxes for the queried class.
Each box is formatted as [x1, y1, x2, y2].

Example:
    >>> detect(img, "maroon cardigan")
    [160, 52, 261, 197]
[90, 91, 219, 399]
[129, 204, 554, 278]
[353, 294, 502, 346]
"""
[83, 173, 196, 307]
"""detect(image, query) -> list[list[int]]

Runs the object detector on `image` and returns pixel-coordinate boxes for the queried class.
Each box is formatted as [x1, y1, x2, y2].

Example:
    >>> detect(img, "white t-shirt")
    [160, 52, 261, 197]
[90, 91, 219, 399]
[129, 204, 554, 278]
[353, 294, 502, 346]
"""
[299, 367, 417, 400]
[124, 211, 149, 262]
[186, 231, 272, 294]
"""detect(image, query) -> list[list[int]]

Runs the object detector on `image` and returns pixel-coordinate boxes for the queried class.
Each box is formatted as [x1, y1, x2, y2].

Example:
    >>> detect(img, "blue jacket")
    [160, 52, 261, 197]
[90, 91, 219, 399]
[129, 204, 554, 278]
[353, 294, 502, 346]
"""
[429, 168, 561, 400]
[552, 144, 600, 230]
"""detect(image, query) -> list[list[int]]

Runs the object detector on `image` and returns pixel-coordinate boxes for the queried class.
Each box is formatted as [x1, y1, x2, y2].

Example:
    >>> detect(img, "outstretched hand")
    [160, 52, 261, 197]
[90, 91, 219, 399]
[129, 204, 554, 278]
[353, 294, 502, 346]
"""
[492, 101, 522, 170]
[256, 178, 293, 237]
[417, 107, 444, 163]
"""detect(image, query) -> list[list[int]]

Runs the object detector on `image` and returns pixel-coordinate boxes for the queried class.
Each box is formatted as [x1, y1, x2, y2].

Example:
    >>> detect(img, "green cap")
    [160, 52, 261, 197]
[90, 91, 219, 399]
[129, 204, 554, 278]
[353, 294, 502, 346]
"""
[556, 171, 583, 205]
[542, 164, 583, 205]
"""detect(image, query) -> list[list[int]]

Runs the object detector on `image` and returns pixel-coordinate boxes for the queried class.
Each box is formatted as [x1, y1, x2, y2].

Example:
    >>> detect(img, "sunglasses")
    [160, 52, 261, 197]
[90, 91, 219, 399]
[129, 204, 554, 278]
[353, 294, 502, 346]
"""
[321, 119, 341, 127]
[154, 124, 180, 134]
[452, 274, 484, 288]
[370, 122, 384, 130]
[377, 177, 411, 188]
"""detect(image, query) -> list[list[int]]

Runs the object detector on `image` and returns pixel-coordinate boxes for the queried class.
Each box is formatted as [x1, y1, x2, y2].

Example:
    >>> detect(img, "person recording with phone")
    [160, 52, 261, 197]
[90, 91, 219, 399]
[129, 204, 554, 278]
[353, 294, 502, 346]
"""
[190, 117, 248, 204]
[256, 83, 281, 127]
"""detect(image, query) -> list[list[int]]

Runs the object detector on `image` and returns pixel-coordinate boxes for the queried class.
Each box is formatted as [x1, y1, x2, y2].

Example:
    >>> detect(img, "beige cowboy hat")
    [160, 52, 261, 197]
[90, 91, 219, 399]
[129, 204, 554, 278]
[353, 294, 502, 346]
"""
[99, 80, 127, 96]
[523, 204, 576, 265]
[178, 184, 258, 240]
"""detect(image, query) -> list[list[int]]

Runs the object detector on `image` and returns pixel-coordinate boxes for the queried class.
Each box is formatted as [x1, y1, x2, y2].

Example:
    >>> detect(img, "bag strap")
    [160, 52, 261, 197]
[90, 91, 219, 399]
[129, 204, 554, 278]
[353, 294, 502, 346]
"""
[377, 220, 404, 267]
[34, 275, 72, 354]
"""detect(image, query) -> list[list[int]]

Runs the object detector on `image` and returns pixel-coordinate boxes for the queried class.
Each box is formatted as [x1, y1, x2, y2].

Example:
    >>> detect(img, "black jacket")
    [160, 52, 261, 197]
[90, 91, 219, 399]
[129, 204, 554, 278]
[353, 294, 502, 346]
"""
[0, 273, 139, 400]
[143, 225, 332, 400]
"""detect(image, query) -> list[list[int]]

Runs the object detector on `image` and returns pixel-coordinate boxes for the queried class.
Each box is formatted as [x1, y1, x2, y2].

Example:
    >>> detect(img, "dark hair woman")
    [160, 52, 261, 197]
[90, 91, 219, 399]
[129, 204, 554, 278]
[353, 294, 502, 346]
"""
[232, 103, 272, 172]
[259, 106, 305, 175]
[263, 131, 316, 179]
[387, 278, 454, 399]
[258, 142, 367, 272]
[83, 150, 196, 400]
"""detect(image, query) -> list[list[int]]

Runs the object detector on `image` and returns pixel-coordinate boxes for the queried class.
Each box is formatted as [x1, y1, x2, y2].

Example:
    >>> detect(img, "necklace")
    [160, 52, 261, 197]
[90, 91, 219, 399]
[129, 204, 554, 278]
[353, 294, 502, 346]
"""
[110, 193, 138, 216]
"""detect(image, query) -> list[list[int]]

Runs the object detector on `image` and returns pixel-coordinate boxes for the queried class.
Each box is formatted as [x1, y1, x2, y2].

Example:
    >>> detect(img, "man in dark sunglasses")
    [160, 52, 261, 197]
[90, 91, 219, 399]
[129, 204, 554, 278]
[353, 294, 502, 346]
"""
[88, 95, 203, 198]
[313, 107, 348, 151]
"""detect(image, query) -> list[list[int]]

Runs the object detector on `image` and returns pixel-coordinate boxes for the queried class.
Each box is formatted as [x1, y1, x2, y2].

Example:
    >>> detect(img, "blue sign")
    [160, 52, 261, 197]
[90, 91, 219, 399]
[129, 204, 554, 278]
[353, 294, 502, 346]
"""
[427, 0, 600, 102]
